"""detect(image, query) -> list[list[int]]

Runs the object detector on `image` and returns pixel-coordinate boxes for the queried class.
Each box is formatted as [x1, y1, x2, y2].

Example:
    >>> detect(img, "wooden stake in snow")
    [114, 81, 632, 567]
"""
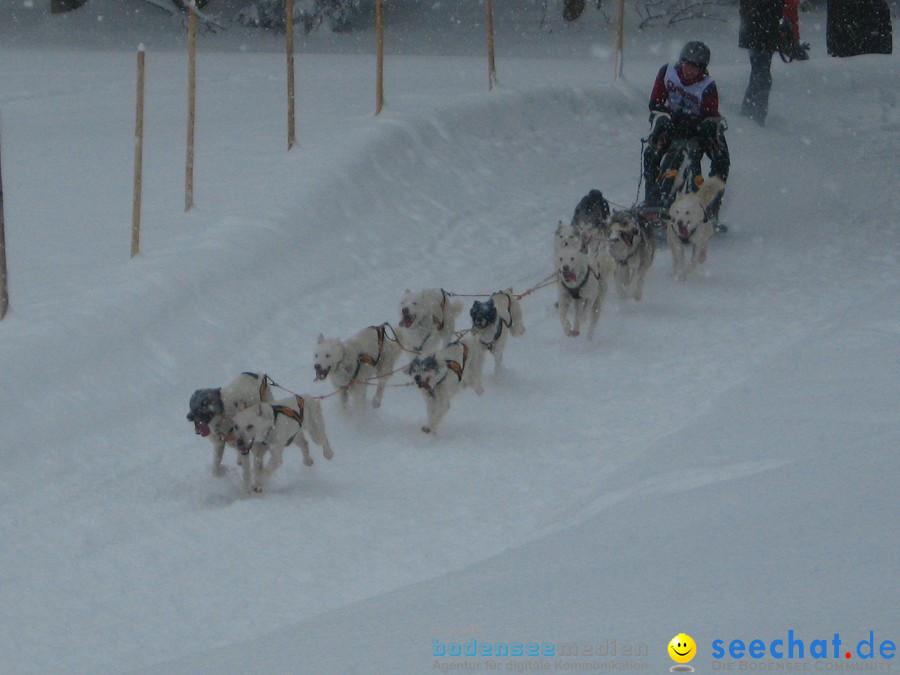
[185, 1, 197, 211]
[486, 0, 497, 90]
[132, 46, 145, 258]
[0, 111, 8, 319]
[615, 0, 626, 80]
[286, 0, 296, 149]
[375, 0, 384, 115]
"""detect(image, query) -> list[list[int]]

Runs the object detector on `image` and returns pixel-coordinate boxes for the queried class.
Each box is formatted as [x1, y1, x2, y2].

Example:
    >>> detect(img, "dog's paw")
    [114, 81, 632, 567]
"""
[421, 426, 432, 433]
[475, 385, 485, 396]
[324, 449, 334, 460]
[252, 485, 264, 493]
[304, 456, 314, 467]
[212, 465, 227, 477]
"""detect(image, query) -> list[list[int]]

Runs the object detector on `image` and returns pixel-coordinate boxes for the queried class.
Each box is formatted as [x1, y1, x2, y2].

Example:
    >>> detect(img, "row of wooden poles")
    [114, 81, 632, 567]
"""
[0, 0, 628, 320]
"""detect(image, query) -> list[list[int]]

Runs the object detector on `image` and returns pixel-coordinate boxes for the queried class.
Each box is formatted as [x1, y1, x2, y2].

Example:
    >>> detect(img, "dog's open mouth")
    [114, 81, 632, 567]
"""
[413, 376, 432, 393]
[620, 231, 635, 247]
[399, 311, 415, 328]
[562, 268, 577, 283]
[194, 421, 211, 437]
[314, 365, 330, 381]
[678, 224, 691, 239]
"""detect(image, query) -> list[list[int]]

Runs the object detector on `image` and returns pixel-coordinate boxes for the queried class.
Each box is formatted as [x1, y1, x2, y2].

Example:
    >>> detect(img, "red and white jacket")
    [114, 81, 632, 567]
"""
[649, 62, 720, 121]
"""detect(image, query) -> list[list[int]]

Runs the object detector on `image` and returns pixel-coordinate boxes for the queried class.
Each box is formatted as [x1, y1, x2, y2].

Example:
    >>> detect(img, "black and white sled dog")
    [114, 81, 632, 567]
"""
[608, 210, 655, 301]
[666, 176, 725, 281]
[187, 371, 273, 476]
[405, 334, 485, 434]
[469, 289, 525, 373]
[554, 190, 612, 276]
[570, 188, 611, 253]
[397, 287, 463, 354]
[556, 240, 610, 340]
[314, 324, 401, 409]
[232, 395, 333, 493]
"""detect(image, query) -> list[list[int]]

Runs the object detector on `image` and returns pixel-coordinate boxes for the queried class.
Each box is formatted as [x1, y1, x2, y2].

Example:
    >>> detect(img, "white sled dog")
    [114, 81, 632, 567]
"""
[397, 288, 463, 353]
[186, 371, 273, 476]
[608, 210, 655, 301]
[232, 395, 333, 493]
[556, 241, 609, 340]
[406, 334, 485, 434]
[666, 176, 725, 281]
[469, 289, 525, 373]
[314, 324, 401, 409]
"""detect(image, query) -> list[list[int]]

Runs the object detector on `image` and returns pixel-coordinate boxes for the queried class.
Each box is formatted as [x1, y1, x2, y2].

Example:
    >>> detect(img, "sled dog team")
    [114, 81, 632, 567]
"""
[188, 287, 524, 493]
[188, 181, 724, 493]
[554, 178, 725, 339]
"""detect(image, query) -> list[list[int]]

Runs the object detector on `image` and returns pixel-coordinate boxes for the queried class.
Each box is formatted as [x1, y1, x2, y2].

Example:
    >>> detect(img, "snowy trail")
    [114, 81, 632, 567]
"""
[1, 7, 898, 671]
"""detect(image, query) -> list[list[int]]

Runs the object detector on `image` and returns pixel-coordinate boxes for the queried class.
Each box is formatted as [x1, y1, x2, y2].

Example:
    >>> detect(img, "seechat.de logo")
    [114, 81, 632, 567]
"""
[711, 631, 896, 661]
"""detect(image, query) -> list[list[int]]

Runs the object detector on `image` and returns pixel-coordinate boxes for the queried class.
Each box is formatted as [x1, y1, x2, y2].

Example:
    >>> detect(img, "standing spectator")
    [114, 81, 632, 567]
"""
[739, 0, 784, 126]
[827, 0, 893, 57]
[782, 0, 810, 60]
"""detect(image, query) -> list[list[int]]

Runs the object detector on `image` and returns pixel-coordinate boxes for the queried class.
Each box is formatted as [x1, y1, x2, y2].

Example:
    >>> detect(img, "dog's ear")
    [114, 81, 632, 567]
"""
[555, 220, 565, 234]
[317, 333, 325, 344]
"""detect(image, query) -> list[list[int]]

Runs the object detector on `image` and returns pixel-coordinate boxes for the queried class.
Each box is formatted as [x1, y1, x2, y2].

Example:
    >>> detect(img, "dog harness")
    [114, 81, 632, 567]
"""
[272, 396, 305, 426]
[432, 289, 451, 331]
[241, 371, 270, 401]
[270, 396, 306, 446]
[560, 268, 591, 299]
[480, 319, 505, 351]
[445, 341, 469, 382]
[351, 324, 388, 380]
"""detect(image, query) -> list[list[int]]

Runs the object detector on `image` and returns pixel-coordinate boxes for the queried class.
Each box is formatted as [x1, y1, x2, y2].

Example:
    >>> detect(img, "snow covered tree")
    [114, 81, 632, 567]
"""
[235, 0, 361, 32]
[563, 0, 730, 27]
[51, 0, 90, 12]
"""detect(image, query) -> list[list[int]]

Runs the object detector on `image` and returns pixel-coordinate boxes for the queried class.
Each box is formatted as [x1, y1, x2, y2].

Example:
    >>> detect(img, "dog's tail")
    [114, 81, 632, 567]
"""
[697, 176, 726, 209]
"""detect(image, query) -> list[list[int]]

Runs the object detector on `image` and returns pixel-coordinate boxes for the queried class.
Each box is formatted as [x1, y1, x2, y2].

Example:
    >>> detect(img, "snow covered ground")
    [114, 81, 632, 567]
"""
[0, 1, 897, 673]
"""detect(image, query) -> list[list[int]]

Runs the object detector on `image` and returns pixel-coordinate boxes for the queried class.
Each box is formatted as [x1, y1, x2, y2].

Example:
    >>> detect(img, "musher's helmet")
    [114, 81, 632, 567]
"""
[679, 41, 711, 69]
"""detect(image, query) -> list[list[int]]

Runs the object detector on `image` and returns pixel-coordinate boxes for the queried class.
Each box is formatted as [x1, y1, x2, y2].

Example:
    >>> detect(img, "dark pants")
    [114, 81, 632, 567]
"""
[741, 50, 774, 124]
[642, 114, 730, 205]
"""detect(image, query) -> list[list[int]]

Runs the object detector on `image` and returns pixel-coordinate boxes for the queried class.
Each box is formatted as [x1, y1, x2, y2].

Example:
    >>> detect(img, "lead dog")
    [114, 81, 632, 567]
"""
[232, 395, 333, 493]
[314, 324, 401, 409]
[397, 288, 463, 354]
[187, 371, 273, 476]
[469, 289, 525, 374]
[556, 241, 608, 340]
[406, 334, 485, 434]
[608, 210, 655, 301]
[666, 176, 725, 281]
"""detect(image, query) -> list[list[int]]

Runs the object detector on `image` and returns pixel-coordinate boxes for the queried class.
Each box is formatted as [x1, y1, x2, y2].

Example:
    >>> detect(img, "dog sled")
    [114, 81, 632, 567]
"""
[633, 137, 727, 237]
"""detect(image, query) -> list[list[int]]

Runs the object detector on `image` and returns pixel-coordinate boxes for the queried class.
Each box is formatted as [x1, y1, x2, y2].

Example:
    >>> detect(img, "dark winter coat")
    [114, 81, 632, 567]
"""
[739, 0, 784, 52]
[827, 0, 893, 57]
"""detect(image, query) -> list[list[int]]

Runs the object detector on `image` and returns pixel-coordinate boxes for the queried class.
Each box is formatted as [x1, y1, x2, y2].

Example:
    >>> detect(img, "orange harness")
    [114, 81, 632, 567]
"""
[272, 395, 305, 427]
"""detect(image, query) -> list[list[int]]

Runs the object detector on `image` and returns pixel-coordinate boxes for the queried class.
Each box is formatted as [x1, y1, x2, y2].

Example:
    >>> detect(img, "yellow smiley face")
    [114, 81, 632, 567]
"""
[668, 633, 696, 663]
